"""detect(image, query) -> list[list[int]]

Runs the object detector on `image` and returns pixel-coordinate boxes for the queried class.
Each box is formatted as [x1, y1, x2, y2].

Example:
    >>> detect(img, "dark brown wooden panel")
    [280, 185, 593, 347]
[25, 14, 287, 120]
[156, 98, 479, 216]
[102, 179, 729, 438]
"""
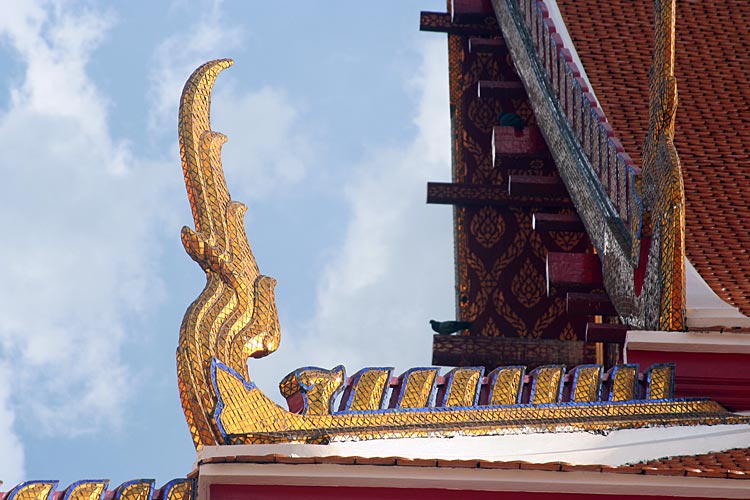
[432, 335, 596, 369]
[532, 213, 585, 232]
[585, 322, 627, 343]
[427, 182, 508, 206]
[419, 11, 499, 36]
[468, 37, 505, 54]
[451, 0, 494, 23]
[428, 16, 595, 369]
[426, 182, 574, 207]
[508, 175, 567, 198]
[566, 292, 618, 316]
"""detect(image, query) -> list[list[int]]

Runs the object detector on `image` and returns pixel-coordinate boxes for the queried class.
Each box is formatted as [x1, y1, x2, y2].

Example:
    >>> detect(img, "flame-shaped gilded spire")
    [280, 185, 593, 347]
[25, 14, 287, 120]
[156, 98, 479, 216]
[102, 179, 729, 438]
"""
[176, 59, 281, 449]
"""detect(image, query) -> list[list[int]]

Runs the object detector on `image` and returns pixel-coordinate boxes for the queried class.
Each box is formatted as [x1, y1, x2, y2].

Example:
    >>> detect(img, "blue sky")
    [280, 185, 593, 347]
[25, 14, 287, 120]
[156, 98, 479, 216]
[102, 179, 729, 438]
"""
[0, 0, 455, 487]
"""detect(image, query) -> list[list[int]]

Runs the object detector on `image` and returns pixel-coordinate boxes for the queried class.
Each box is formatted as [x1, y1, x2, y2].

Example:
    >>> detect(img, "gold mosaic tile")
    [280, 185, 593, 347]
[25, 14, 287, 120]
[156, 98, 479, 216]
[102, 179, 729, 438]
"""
[5, 482, 57, 500]
[176, 60, 748, 448]
[114, 480, 153, 500]
[3, 481, 192, 500]
[341, 368, 392, 412]
[571, 365, 602, 402]
[62, 481, 108, 500]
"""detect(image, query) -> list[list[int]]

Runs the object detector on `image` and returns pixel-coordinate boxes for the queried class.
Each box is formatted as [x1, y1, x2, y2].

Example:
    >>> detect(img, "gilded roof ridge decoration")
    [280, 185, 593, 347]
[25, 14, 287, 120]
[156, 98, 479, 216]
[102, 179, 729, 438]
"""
[0, 480, 193, 500]
[552, 0, 750, 317]
[636, 0, 686, 330]
[492, 0, 686, 330]
[176, 59, 281, 449]
[176, 60, 747, 447]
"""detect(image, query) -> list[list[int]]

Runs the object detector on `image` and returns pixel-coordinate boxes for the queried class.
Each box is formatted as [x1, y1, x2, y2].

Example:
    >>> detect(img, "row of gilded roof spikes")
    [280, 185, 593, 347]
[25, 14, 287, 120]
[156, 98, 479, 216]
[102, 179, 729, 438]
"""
[0, 479, 194, 500]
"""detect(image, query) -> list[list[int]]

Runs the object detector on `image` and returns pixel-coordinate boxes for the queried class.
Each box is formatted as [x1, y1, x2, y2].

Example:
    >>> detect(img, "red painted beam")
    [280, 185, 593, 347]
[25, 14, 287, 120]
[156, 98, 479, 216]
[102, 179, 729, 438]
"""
[212, 483, 722, 500]
[628, 350, 750, 411]
[426, 182, 573, 207]
[546, 252, 603, 294]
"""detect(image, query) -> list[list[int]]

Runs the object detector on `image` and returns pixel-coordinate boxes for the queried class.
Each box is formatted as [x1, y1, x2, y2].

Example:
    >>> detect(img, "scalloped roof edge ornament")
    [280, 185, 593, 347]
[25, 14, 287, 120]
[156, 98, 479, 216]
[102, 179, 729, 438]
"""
[175, 59, 749, 450]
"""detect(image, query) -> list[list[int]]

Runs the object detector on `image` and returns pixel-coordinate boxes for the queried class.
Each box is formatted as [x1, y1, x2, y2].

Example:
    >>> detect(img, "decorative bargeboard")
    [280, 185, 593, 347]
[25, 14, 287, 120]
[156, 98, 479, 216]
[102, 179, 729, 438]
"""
[176, 60, 748, 449]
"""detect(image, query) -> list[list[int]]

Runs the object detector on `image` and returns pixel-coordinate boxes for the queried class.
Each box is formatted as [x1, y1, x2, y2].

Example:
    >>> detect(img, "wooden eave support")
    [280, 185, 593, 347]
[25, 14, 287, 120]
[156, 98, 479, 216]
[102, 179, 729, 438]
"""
[427, 182, 572, 207]
[508, 175, 567, 198]
[532, 213, 584, 232]
[420, 11, 499, 36]
[585, 322, 628, 344]
[469, 37, 505, 54]
[451, 0, 495, 23]
[433, 334, 593, 368]
[546, 252, 603, 294]
[567, 292, 618, 316]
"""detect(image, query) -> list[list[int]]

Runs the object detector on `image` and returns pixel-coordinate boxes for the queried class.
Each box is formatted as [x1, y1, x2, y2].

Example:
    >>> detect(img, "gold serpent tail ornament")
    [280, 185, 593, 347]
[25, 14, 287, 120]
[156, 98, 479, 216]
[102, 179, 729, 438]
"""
[176, 59, 281, 449]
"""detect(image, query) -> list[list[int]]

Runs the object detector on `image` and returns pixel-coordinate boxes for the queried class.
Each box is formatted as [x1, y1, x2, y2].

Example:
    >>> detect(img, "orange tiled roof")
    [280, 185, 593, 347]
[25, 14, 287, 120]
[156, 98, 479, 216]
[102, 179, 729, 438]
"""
[555, 0, 750, 315]
[4, 448, 749, 497]
[195, 447, 750, 480]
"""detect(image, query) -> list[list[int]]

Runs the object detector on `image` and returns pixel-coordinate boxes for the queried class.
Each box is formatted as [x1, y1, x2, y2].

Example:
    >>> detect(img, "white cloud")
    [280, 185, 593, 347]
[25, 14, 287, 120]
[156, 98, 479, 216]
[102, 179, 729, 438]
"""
[148, 1, 311, 199]
[0, 1, 167, 477]
[0, 0, 317, 479]
[212, 86, 312, 199]
[249, 39, 455, 402]
[148, 0, 243, 134]
[0, 363, 24, 485]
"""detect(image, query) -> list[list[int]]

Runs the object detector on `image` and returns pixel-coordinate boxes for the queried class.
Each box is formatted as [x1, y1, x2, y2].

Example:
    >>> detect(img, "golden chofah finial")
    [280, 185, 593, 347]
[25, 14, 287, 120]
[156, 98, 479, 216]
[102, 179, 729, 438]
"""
[176, 59, 281, 449]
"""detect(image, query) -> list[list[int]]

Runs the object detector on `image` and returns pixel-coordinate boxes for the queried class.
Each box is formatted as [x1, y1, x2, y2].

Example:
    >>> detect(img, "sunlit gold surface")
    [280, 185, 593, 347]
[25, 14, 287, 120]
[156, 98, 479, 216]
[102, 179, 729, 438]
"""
[6, 482, 57, 500]
[344, 368, 392, 411]
[279, 366, 345, 416]
[177, 60, 281, 449]
[114, 482, 152, 500]
[442, 368, 482, 407]
[397, 368, 438, 409]
[638, 0, 686, 330]
[488, 366, 524, 406]
[608, 365, 638, 402]
[213, 360, 748, 444]
[529, 366, 564, 405]
[571, 365, 602, 403]
[177, 60, 745, 448]
[3, 481, 193, 500]
[64, 481, 108, 500]
[646, 364, 674, 400]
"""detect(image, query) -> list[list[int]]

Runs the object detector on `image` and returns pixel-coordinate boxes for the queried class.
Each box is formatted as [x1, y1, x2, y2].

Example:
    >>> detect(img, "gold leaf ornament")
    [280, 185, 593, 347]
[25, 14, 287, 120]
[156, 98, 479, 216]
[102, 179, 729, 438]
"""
[176, 59, 282, 449]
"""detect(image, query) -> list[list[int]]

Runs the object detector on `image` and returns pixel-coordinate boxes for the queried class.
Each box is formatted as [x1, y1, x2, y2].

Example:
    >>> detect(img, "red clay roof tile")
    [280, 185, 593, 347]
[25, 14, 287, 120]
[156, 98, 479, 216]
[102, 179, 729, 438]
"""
[556, 0, 750, 314]
[190, 447, 750, 480]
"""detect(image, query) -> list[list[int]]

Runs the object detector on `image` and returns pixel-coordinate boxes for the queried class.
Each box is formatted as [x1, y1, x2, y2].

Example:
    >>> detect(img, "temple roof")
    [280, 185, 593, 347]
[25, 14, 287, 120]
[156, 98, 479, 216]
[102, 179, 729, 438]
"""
[555, 0, 750, 315]
[194, 447, 750, 480]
